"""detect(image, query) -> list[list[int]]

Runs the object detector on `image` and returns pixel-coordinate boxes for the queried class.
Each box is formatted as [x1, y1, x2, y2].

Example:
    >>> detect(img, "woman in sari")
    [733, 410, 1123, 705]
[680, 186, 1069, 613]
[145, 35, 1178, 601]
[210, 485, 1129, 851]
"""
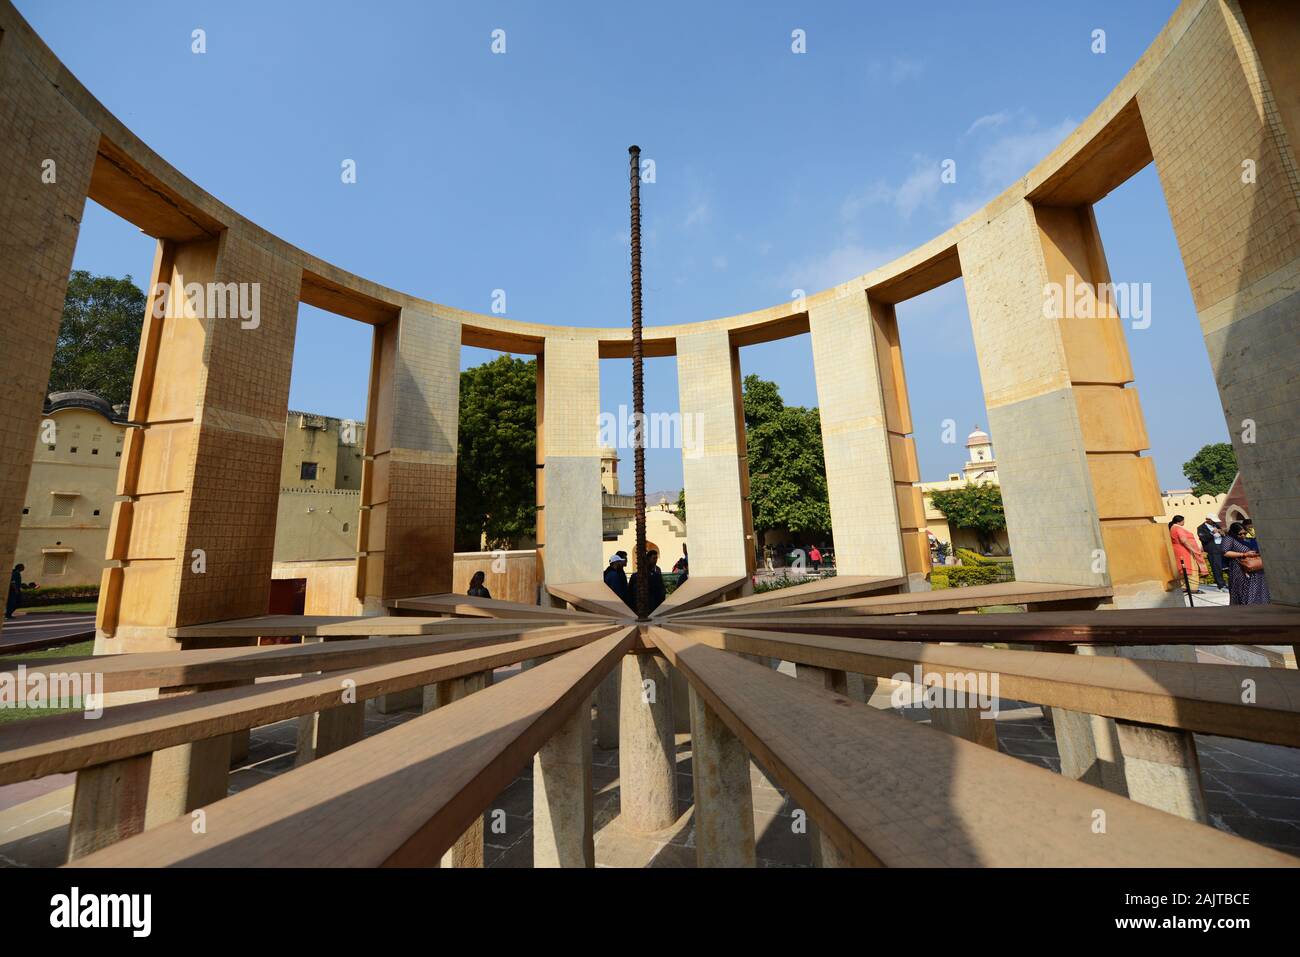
[1222, 521, 1270, 605]
[1168, 515, 1206, 592]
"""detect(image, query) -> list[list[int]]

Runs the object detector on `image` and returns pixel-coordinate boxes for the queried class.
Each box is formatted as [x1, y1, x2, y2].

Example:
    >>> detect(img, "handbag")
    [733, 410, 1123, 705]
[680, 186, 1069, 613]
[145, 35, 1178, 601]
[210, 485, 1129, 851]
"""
[1240, 553, 1263, 574]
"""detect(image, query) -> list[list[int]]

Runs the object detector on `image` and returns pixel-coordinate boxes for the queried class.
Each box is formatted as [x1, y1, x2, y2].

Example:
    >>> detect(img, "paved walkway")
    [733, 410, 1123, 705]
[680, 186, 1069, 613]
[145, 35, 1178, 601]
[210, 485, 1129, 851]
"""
[0, 612, 95, 653]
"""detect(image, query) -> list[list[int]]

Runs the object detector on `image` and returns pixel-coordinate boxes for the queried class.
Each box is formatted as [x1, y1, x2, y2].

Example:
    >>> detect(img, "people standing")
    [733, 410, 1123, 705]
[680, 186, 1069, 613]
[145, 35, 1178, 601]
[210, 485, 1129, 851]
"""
[671, 547, 688, 585]
[1196, 515, 1227, 590]
[1222, 521, 1270, 605]
[1168, 515, 1206, 593]
[628, 549, 666, 614]
[467, 570, 492, 599]
[809, 544, 822, 571]
[603, 551, 631, 605]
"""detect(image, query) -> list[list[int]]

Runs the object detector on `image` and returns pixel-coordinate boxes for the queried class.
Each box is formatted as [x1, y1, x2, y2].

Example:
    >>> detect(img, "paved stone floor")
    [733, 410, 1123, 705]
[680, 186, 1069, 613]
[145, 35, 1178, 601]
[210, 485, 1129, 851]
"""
[3, 656, 1299, 866]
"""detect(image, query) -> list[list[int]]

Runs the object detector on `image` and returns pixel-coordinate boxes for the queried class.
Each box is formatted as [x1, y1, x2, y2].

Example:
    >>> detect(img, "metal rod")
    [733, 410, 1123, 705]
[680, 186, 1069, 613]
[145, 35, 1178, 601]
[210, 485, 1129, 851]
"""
[629, 145, 649, 620]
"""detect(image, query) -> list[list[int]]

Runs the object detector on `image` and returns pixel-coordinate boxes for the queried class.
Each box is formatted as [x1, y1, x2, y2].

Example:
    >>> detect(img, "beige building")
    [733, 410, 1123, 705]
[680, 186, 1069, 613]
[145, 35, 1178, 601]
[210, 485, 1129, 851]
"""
[14, 392, 127, 587]
[598, 447, 688, 570]
[919, 427, 1010, 555]
[273, 411, 366, 562]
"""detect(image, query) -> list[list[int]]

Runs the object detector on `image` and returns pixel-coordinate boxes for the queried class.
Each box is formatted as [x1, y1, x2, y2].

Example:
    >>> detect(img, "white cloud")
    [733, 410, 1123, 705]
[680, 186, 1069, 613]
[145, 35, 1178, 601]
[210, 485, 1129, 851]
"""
[976, 117, 1077, 192]
[965, 111, 1011, 136]
[779, 243, 906, 295]
[842, 156, 944, 223]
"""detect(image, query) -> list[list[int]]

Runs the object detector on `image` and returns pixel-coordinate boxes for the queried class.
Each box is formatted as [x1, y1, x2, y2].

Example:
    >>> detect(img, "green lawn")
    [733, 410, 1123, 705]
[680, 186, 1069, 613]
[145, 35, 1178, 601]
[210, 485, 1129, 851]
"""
[15, 602, 98, 614]
[0, 639, 96, 724]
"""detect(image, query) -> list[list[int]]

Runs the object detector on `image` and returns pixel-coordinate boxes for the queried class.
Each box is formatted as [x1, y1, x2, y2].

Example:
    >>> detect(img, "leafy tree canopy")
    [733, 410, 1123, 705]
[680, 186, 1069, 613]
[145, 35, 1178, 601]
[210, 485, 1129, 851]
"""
[927, 483, 1005, 552]
[456, 355, 538, 550]
[742, 374, 830, 539]
[1182, 442, 1238, 497]
[48, 271, 146, 408]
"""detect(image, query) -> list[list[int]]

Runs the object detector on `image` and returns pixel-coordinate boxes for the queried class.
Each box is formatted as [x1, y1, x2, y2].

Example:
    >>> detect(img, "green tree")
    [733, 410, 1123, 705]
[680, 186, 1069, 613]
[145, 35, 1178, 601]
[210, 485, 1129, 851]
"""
[48, 271, 147, 407]
[742, 374, 830, 542]
[676, 488, 686, 520]
[456, 355, 538, 550]
[927, 483, 1006, 553]
[1182, 442, 1238, 497]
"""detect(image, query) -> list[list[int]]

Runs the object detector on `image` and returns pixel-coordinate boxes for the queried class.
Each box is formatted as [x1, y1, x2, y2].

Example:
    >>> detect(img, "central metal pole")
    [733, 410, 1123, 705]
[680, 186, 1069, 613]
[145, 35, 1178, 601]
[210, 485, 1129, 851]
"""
[629, 145, 650, 621]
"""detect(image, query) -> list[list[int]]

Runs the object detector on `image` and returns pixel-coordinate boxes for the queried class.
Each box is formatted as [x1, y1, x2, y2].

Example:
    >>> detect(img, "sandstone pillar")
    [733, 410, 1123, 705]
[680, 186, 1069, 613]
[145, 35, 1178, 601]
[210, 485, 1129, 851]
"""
[0, 30, 99, 642]
[424, 671, 492, 866]
[594, 669, 620, 749]
[357, 308, 461, 613]
[66, 755, 151, 861]
[533, 693, 595, 867]
[90, 225, 302, 829]
[1139, 0, 1300, 604]
[618, 653, 678, 832]
[809, 295, 921, 585]
[537, 337, 604, 589]
[959, 199, 1169, 600]
[676, 330, 754, 580]
[688, 686, 756, 867]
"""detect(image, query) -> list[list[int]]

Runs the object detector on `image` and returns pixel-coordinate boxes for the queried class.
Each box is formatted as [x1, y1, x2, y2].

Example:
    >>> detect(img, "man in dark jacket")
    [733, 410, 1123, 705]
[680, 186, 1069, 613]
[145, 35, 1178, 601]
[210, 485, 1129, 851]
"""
[603, 551, 631, 605]
[627, 550, 667, 615]
[1196, 515, 1227, 590]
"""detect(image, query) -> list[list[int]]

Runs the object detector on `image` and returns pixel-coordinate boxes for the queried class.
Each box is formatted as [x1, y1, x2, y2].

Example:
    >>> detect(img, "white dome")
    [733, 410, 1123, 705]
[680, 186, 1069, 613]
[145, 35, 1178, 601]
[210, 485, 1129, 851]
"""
[965, 427, 991, 448]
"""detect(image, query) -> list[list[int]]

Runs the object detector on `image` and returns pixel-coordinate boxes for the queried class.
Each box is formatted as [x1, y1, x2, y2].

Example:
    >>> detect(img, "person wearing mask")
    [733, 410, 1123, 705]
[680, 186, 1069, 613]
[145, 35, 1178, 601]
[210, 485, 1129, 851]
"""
[603, 551, 631, 605]
[1168, 515, 1206, 593]
[1222, 521, 1270, 605]
[627, 549, 667, 614]
[1196, 515, 1227, 590]
[467, 570, 492, 599]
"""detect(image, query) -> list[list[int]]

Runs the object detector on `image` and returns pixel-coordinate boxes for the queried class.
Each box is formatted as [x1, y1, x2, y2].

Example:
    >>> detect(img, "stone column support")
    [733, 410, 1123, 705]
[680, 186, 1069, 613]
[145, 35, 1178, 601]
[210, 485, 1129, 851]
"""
[809, 294, 917, 584]
[1115, 721, 1209, 823]
[533, 693, 595, 867]
[422, 670, 492, 866]
[594, 669, 620, 749]
[537, 337, 604, 588]
[67, 755, 151, 861]
[618, 653, 678, 832]
[676, 330, 753, 579]
[0, 31, 100, 643]
[959, 199, 1169, 600]
[1138, 0, 1300, 604]
[357, 308, 461, 611]
[688, 686, 756, 868]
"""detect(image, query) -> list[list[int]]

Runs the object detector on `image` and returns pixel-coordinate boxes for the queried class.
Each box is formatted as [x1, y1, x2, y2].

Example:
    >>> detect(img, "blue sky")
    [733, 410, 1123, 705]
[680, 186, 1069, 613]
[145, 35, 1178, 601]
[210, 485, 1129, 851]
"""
[30, 0, 1227, 492]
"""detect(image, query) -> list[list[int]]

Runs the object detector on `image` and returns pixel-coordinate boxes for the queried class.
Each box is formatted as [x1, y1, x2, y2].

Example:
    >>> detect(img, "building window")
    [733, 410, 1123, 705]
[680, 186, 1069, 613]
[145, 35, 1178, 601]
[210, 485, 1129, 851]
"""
[342, 522, 349, 532]
[42, 553, 68, 577]
[300, 462, 318, 481]
[93, 509, 101, 516]
[51, 494, 76, 518]
[70, 446, 77, 453]
[91, 448, 99, 455]
[22, 507, 29, 515]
